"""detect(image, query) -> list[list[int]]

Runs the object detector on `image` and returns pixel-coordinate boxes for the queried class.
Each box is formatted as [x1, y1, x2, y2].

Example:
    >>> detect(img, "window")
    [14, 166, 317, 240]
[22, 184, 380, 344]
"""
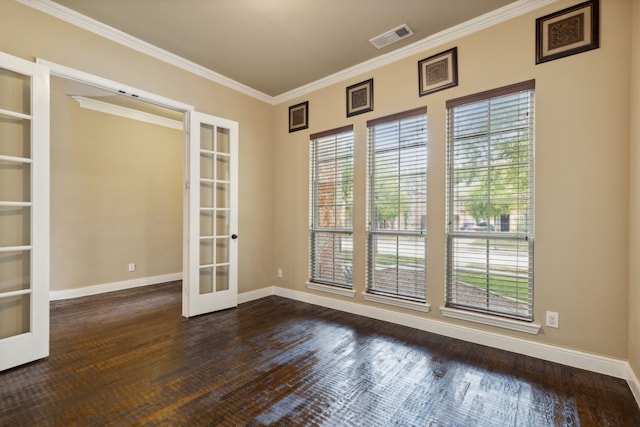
[309, 125, 354, 288]
[366, 108, 428, 301]
[446, 80, 535, 321]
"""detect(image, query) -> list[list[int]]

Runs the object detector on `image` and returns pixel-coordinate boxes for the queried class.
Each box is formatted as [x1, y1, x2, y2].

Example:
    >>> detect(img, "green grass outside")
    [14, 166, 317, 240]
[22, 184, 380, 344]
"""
[455, 270, 529, 303]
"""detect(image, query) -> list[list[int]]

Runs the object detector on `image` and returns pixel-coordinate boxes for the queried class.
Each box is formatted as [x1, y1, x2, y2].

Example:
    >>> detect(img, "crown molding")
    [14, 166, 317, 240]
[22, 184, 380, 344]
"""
[16, 0, 273, 104]
[72, 96, 183, 130]
[273, 0, 559, 104]
[18, 0, 559, 106]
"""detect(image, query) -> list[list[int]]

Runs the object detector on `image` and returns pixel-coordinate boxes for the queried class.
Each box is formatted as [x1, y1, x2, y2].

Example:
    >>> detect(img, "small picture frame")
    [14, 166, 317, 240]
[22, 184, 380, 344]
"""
[288, 101, 309, 133]
[418, 47, 458, 97]
[346, 78, 373, 117]
[535, 0, 599, 64]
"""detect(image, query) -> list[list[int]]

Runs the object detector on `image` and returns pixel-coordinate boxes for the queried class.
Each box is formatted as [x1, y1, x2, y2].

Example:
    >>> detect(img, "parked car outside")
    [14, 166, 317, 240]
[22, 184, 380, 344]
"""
[471, 222, 494, 232]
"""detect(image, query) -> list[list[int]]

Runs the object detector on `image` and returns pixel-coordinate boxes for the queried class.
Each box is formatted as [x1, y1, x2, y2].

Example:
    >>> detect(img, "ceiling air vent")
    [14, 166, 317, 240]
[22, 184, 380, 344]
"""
[369, 24, 414, 49]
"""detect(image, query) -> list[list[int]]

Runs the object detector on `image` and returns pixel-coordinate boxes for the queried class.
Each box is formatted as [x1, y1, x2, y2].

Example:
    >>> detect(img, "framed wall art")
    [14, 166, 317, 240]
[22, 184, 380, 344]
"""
[535, 0, 599, 64]
[288, 101, 309, 133]
[346, 78, 373, 117]
[418, 47, 458, 97]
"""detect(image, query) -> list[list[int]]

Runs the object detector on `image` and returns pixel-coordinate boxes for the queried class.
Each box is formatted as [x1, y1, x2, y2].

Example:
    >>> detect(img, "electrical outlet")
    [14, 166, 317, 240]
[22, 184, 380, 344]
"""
[277, 268, 283, 278]
[546, 311, 559, 328]
[128, 263, 136, 272]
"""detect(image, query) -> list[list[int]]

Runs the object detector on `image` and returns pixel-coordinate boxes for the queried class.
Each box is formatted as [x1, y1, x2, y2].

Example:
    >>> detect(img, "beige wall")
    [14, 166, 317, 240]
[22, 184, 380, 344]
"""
[273, 0, 633, 359]
[0, 1, 275, 294]
[50, 78, 183, 290]
[629, 0, 640, 377]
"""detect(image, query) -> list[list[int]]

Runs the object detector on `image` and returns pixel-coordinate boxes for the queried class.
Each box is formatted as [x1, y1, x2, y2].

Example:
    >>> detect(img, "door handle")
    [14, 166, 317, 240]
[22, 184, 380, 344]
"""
[231, 234, 238, 239]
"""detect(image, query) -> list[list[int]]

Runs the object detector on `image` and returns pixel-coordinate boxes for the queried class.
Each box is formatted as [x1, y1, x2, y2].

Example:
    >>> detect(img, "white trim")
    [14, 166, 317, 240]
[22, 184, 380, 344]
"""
[36, 59, 195, 113]
[306, 282, 356, 298]
[49, 272, 182, 301]
[0, 107, 32, 120]
[0, 201, 32, 207]
[19, 0, 559, 104]
[362, 292, 431, 313]
[18, 0, 271, 104]
[72, 96, 183, 130]
[0, 289, 32, 299]
[628, 364, 640, 407]
[440, 306, 541, 335]
[271, 286, 629, 380]
[0, 154, 32, 164]
[48, 273, 275, 305]
[238, 286, 275, 304]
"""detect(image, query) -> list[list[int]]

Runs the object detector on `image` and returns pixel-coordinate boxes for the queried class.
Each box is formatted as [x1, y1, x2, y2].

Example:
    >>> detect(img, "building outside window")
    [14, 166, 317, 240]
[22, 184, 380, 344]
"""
[309, 125, 354, 288]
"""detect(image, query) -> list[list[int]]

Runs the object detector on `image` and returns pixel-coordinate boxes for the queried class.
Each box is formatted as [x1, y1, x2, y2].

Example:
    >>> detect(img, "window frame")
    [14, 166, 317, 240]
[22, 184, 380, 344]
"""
[366, 107, 428, 303]
[308, 125, 355, 290]
[445, 80, 535, 323]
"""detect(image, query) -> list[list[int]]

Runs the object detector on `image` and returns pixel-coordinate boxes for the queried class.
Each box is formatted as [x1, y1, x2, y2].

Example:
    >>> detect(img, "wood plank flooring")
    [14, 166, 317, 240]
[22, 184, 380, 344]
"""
[1, 281, 639, 426]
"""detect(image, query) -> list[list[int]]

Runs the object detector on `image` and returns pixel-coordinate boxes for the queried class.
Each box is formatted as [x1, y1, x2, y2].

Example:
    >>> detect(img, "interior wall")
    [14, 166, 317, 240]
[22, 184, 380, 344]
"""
[0, 1, 275, 294]
[50, 79, 183, 290]
[629, 0, 640, 378]
[272, 0, 633, 359]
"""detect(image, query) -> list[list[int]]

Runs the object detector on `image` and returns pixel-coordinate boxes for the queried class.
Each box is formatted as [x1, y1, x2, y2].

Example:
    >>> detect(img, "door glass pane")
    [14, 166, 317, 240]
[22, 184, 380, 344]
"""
[0, 69, 30, 115]
[0, 206, 30, 247]
[200, 182, 214, 208]
[216, 155, 230, 181]
[199, 239, 213, 265]
[200, 152, 214, 180]
[216, 211, 229, 236]
[0, 294, 30, 339]
[199, 267, 213, 295]
[216, 127, 230, 154]
[216, 265, 229, 291]
[0, 251, 30, 293]
[200, 123, 214, 151]
[0, 161, 31, 202]
[216, 183, 229, 209]
[200, 211, 214, 236]
[216, 238, 229, 264]
[0, 115, 31, 158]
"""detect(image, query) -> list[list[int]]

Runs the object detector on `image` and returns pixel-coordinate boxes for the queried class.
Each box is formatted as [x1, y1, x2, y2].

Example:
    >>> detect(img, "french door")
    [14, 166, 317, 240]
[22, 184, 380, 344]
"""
[183, 111, 238, 317]
[0, 52, 49, 371]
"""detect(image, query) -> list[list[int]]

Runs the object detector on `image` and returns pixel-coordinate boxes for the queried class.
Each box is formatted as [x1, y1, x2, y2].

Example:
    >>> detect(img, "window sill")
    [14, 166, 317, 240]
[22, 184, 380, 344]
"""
[440, 306, 541, 335]
[362, 292, 431, 313]
[306, 282, 355, 298]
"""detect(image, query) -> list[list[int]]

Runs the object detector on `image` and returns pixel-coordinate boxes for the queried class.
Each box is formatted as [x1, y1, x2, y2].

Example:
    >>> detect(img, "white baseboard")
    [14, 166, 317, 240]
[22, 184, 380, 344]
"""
[238, 286, 275, 304]
[628, 365, 640, 407]
[49, 273, 183, 301]
[272, 286, 630, 381]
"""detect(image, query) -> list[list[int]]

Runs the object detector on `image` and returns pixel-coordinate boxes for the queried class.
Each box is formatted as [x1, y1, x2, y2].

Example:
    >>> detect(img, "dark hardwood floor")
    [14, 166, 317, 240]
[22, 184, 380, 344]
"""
[1, 282, 639, 426]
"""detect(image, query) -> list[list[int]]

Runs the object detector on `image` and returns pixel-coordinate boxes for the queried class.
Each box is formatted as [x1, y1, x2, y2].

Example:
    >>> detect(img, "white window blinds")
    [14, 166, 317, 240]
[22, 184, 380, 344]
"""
[446, 80, 535, 321]
[309, 125, 354, 287]
[367, 108, 428, 301]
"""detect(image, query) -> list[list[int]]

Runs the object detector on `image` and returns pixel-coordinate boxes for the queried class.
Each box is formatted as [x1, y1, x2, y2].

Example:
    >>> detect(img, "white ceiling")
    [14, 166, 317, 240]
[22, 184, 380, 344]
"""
[44, 0, 528, 99]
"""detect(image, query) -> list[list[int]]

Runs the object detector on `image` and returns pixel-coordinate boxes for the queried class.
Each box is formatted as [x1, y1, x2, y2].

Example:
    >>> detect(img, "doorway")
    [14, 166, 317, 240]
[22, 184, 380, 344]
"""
[1, 52, 240, 371]
[49, 76, 185, 300]
[42, 59, 240, 318]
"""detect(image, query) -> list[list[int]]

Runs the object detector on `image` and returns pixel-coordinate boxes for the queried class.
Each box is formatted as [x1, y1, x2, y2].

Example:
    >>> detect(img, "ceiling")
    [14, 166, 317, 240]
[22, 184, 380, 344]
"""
[49, 0, 520, 98]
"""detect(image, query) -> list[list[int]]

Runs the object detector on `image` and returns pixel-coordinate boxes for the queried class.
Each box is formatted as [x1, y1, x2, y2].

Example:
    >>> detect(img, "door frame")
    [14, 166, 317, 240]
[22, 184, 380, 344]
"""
[38, 59, 231, 318]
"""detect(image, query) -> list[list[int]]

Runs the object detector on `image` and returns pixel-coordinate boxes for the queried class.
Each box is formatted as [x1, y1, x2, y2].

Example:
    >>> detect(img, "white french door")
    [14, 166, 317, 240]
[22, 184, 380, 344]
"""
[0, 52, 49, 371]
[183, 111, 238, 317]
